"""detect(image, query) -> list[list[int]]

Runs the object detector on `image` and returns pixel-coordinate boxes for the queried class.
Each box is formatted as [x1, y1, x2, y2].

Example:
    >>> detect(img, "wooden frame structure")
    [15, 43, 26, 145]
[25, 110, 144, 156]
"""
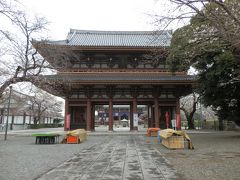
[33, 29, 195, 131]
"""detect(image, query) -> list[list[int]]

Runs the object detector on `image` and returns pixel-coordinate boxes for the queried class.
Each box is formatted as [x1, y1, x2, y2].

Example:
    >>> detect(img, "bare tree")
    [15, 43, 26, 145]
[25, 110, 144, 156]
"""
[180, 92, 199, 129]
[0, 0, 64, 98]
[0, 87, 63, 125]
[154, 0, 240, 55]
[28, 89, 63, 125]
[181, 92, 219, 129]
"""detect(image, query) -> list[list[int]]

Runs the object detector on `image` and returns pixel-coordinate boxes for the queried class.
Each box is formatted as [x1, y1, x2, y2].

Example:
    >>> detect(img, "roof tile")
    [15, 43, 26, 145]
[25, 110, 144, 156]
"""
[49, 29, 172, 47]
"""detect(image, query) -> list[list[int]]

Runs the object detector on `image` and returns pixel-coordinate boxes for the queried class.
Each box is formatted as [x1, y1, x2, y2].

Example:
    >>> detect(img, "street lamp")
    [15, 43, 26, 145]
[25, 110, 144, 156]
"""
[4, 86, 13, 141]
[0, 108, 4, 124]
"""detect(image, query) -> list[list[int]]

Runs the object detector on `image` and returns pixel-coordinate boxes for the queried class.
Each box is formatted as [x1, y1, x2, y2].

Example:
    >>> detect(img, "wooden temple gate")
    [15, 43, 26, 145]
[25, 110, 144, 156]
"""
[33, 29, 195, 131]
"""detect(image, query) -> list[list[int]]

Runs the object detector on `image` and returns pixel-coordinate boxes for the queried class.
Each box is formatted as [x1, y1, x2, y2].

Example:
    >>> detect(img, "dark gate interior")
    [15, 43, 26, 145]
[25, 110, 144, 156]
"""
[70, 106, 87, 130]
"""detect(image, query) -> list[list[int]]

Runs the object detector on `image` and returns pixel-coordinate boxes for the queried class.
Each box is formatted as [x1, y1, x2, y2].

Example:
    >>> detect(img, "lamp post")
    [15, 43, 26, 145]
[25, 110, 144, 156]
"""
[4, 86, 12, 141]
[0, 108, 5, 131]
[0, 108, 4, 124]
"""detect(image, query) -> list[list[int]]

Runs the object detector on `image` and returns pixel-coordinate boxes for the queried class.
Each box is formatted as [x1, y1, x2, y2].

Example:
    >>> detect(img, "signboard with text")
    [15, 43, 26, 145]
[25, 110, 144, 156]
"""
[133, 113, 138, 127]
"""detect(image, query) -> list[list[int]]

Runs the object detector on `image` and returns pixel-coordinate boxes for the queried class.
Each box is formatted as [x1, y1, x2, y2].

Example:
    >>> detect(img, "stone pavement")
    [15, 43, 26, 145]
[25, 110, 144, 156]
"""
[37, 135, 181, 180]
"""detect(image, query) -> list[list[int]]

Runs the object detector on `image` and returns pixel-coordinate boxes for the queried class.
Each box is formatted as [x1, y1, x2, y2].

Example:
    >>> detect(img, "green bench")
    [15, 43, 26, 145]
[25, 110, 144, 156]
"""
[32, 133, 60, 144]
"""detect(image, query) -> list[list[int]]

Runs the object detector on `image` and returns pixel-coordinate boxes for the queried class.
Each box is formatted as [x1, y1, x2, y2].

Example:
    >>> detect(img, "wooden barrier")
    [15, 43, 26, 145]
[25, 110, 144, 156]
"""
[161, 135, 184, 149]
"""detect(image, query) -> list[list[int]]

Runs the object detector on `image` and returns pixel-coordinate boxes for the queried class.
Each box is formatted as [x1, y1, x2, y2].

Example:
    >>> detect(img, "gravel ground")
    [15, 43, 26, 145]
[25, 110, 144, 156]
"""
[155, 131, 240, 180]
[0, 131, 239, 180]
[0, 135, 107, 180]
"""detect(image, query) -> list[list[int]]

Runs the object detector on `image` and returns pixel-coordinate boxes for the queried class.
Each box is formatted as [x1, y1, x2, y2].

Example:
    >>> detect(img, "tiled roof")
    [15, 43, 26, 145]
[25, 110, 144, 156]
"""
[46, 73, 196, 83]
[47, 29, 172, 47]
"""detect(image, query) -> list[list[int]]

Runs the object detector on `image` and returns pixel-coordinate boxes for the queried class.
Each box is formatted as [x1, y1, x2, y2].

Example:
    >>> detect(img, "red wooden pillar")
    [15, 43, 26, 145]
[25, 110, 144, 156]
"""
[154, 98, 159, 128]
[64, 98, 69, 131]
[133, 98, 138, 131]
[176, 97, 181, 130]
[108, 99, 113, 131]
[86, 99, 91, 131]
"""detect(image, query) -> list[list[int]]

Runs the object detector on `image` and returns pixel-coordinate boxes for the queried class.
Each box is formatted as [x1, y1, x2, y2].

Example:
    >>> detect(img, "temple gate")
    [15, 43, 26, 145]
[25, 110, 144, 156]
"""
[34, 29, 195, 131]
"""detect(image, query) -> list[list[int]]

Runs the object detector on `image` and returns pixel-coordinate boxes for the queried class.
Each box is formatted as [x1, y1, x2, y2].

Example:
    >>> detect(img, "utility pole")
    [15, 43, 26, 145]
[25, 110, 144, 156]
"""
[4, 86, 12, 141]
[199, 99, 203, 130]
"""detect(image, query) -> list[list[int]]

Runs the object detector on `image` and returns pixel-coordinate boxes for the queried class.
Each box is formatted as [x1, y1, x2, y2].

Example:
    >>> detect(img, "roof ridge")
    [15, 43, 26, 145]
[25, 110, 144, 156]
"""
[69, 29, 170, 35]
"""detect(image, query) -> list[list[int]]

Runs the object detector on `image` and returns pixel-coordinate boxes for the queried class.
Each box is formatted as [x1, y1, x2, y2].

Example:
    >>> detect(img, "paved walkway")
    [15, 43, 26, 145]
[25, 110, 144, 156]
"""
[37, 136, 180, 180]
[0, 127, 213, 137]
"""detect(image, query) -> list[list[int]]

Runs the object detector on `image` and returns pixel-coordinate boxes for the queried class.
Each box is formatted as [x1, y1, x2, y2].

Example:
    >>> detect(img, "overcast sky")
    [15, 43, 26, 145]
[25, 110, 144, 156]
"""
[20, 0, 172, 40]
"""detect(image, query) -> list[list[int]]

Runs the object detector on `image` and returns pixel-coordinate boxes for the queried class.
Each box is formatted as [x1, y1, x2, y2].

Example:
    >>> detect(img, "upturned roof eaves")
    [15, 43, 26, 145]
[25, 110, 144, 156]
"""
[35, 42, 167, 50]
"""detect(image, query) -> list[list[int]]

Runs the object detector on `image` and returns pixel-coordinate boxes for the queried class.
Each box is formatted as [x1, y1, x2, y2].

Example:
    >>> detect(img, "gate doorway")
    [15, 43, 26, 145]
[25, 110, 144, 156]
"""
[93, 103, 150, 132]
[113, 105, 130, 132]
[94, 104, 109, 132]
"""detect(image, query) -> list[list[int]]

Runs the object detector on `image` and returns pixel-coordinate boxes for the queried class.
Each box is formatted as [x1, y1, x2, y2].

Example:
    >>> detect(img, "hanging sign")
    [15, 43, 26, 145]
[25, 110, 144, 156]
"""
[133, 113, 138, 127]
